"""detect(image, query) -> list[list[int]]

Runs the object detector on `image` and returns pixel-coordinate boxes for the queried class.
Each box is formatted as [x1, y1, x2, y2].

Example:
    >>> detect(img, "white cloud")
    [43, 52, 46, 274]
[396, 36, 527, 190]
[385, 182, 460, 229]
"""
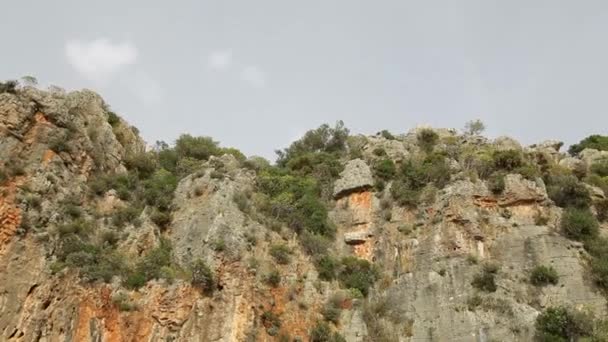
[240, 66, 266, 88]
[65, 39, 137, 82]
[207, 50, 233, 70]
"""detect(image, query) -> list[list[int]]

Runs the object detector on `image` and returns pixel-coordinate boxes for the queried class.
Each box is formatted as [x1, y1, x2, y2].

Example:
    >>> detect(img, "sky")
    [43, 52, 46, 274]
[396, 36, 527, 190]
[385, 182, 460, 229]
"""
[2, 0, 608, 160]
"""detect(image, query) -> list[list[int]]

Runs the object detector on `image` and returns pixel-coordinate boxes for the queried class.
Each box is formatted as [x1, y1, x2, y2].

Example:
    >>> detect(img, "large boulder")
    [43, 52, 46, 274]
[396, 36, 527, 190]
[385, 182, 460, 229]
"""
[333, 159, 374, 198]
[499, 174, 548, 206]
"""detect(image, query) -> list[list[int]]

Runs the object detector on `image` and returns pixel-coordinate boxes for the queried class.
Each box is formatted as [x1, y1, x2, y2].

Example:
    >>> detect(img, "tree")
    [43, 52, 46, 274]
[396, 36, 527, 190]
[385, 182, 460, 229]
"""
[464, 119, 485, 135]
[21, 75, 38, 86]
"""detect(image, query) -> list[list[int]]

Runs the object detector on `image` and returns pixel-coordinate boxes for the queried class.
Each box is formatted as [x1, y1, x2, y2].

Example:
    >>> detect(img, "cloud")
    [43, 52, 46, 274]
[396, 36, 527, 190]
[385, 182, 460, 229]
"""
[65, 39, 137, 82]
[207, 50, 232, 70]
[240, 66, 266, 88]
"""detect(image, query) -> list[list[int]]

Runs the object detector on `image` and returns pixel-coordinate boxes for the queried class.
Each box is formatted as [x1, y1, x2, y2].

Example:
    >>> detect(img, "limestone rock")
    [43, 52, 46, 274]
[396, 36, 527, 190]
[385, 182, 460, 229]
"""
[499, 174, 548, 206]
[580, 148, 608, 165]
[333, 159, 374, 198]
[344, 230, 373, 245]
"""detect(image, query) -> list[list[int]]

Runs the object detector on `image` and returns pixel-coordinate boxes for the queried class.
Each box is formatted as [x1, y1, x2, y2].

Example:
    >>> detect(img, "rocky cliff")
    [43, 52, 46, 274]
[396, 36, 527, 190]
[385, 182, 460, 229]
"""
[1, 83, 608, 341]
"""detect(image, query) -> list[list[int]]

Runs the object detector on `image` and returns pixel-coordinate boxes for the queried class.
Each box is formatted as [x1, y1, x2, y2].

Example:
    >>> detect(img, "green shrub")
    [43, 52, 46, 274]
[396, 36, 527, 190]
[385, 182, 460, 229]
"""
[569, 135, 608, 155]
[175, 134, 220, 161]
[591, 158, 608, 177]
[276, 121, 349, 166]
[0, 80, 19, 94]
[111, 206, 141, 228]
[596, 199, 608, 222]
[464, 119, 485, 135]
[322, 293, 344, 324]
[300, 232, 332, 255]
[471, 264, 499, 292]
[191, 259, 215, 293]
[391, 154, 451, 206]
[590, 256, 608, 290]
[488, 172, 506, 194]
[315, 255, 338, 281]
[380, 130, 396, 140]
[265, 269, 281, 287]
[261, 311, 281, 336]
[130, 240, 173, 285]
[535, 306, 583, 341]
[150, 210, 171, 228]
[49, 135, 71, 153]
[372, 147, 387, 157]
[141, 169, 178, 211]
[106, 111, 120, 127]
[270, 244, 292, 265]
[337, 257, 378, 296]
[546, 175, 591, 209]
[417, 129, 439, 153]
[560, 208, 599, 241]
[530, 265, 559, 286]
[467, 294, 483, 310]
[233, 191, 250, 213]
[310, 321, 346, 342]
[125, 152, 159, 179]
[492, 150, 524, 171]
[373, 159, 396, 180]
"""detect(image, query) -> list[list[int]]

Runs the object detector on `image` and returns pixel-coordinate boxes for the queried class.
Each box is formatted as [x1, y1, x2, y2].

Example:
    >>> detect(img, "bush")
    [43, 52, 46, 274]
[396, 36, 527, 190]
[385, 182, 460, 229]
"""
[464, 119, 485, 135]
[569, 135, 608, 155]
[591, 158, 608, 177]
[546, 175, 591, 209]
[191, 259, 215, 293]
[373, 159, 396, 180]
[596, 199, 608, 222]
[125, 152, 159, 179]
[391, 154, 451, 206]
[150, 210, 171, 228]
[107, 111, 120, 127]
[492, 150, 524, 171]
[337, 257, 378, 296]
[535, 307, 583, 341]
[560, 208, 599, 241]
[270, 244, 292, 265]
[309, 322, 346, 342]
[265, 269, 281, 287]
[488, 172, 506, 194]
[175, 134, 220, 161]
[129, 240, 173, 287]
[300, 232, 332, 255]
[379, 130, 396, 140]
[417, 129, 439, 153]
[233, 191, 250, 213]
[322, 293, 344, 324]
[471, 264, 499, 292]
[0, 80, 19, 94]
[261, 311, 281, 336]
[276, 121, 349, 166]
[530, 265, 559, 286]
[315, 255, 338, 281]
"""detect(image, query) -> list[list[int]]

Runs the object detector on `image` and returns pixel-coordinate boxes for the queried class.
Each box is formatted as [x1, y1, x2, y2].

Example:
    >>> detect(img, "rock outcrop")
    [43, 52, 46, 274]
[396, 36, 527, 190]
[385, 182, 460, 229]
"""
[1, 84, 608, 341]
[333, 159, 374, 198]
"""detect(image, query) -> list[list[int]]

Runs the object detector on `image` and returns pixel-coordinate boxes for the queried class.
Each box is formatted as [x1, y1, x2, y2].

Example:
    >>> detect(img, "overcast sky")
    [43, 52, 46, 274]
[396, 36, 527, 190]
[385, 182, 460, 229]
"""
[3, 1, 608, 159]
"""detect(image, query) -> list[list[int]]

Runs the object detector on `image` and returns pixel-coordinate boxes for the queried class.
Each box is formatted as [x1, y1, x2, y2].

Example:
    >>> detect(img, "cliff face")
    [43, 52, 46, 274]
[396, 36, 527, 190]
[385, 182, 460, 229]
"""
[1, 85, 607, 341]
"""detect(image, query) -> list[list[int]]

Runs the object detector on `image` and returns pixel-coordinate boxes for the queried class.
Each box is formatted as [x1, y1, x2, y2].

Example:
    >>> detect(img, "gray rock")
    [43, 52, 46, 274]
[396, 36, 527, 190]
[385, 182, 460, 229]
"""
[580, 148, 608, 165]
[333, 159, 374, 198]
[344, 230, 374, 245]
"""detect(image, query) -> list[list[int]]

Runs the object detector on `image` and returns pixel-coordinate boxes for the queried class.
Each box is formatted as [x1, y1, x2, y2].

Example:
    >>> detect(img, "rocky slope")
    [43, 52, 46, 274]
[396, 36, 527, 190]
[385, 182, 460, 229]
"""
[1, 83, 608, 341]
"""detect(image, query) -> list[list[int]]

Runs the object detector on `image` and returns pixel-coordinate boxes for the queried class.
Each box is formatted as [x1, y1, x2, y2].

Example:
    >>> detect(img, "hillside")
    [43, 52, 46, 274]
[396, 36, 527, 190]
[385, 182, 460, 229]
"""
[1, 81, 608, 341]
